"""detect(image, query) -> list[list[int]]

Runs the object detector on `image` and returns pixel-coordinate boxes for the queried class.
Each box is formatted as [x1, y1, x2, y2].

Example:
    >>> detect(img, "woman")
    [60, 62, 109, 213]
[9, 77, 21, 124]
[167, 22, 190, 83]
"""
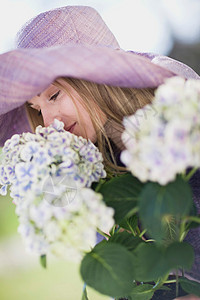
[25, 77, 155, 175]
[0, 5, 199, 299]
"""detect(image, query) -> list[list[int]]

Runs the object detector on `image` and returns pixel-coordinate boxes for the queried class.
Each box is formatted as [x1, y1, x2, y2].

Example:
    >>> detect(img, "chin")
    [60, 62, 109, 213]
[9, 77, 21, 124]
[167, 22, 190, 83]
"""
[78, 133, 97, 143]
[85, 130, 97, 143]
[89, 136, 97, 143]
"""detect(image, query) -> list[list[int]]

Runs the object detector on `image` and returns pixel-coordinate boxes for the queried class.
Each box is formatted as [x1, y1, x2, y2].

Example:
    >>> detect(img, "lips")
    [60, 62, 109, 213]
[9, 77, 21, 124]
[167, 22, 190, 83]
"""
[65, 122, 76, 133]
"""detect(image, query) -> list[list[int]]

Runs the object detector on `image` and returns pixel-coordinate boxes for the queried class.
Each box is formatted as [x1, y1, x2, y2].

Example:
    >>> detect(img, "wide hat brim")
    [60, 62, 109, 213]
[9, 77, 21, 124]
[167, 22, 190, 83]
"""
[0, 43, 199, 146]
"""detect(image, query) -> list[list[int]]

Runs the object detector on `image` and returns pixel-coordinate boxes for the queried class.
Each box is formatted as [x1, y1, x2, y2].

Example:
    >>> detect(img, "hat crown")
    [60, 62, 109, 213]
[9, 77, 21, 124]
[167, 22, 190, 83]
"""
[16, 6, 120, 49]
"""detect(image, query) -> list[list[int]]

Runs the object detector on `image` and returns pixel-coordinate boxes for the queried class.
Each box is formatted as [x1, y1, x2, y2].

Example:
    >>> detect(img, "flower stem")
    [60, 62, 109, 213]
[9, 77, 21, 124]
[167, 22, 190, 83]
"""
[184, 167, 199, 181]
[110, 225, 116, 236]
[179, 219, 186, 242]
[145, 239, 155, 242]
[185, 216, 200, 224]
[127, 223, 136, 236]
[153, 273, 169, 290]
[96, 228, 110, 239]
[164, 280, 176, 284]
[136, 226, 141, 236]
[176, 270, 179, 298]
[95, 179, 106, 193]
[139, 229, 147, 238]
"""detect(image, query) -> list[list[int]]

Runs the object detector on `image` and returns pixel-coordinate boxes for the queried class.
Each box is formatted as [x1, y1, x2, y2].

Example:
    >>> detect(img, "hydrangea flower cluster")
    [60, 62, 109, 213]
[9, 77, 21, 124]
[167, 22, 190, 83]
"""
[17, 187, 114, 262]
[121, 77, 200, 185]
[0, 119, 114, 261]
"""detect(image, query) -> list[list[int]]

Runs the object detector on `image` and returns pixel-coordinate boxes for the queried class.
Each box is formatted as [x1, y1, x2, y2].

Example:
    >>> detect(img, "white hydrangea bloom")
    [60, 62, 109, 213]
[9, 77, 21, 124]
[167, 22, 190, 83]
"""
[15, 188, 114, 261]
[121, 77, 200, 185]
[0, 119, 113, 261]
[0, 119, 106, 196]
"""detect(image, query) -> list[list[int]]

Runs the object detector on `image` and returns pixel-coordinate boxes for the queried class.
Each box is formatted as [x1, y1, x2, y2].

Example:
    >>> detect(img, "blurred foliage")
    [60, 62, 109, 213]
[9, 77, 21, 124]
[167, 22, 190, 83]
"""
[0, 193, 19, 241]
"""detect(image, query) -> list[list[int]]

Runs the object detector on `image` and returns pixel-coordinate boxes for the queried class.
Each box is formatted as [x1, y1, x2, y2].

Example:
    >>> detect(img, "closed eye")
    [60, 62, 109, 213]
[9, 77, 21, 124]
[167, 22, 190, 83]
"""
[49, 90, 60, 101]
[27, 90, 60, 113]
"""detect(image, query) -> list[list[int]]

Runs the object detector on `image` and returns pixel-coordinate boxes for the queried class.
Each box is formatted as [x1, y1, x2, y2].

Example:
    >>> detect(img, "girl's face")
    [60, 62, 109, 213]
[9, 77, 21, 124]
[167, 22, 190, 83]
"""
[27, 81, 107, 143]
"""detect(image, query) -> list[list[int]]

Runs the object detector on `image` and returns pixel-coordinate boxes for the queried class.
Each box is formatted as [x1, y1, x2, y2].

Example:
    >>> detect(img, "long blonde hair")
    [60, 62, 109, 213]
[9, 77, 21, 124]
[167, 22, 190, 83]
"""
[25, 77, 155, 175]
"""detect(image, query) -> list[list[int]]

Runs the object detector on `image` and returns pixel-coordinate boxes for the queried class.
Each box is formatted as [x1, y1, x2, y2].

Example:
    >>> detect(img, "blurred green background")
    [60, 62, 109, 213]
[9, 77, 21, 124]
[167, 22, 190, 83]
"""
[0, 149, 109, 300]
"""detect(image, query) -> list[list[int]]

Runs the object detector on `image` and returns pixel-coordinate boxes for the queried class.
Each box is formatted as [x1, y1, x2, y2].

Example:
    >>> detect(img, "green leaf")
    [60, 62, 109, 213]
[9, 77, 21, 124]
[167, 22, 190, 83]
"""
[82, 286, 89, 300]
[80, 242, 136, 297]
[131, 241, 194, 282]
[132, 243, 170, 282]
[161, 216, 178, 246]
[128, 284, 154, 300]
[139, 175, 193, 241]
[99, 173, 143, 223]
[165, 242, 194, 270]
[179, 277, 200, 297]
[40, 254, 47, 269]
[108, 231, 144, 251]
[119, 215, 138, 233]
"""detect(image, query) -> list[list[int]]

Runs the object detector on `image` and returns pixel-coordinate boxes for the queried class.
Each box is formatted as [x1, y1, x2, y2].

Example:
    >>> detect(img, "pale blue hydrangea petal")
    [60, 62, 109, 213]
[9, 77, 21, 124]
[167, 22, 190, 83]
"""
[0, 185, 7, 196]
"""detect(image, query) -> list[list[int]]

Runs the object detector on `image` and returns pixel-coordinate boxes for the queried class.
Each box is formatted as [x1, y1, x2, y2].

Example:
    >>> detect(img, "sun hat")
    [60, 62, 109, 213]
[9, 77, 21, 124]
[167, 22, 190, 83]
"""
[0, 5, 199, 147]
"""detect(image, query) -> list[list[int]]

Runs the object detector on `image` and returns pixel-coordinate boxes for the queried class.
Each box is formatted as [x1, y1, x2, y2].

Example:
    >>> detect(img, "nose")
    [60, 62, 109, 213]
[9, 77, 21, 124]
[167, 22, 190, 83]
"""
[42, 109, 62, 127]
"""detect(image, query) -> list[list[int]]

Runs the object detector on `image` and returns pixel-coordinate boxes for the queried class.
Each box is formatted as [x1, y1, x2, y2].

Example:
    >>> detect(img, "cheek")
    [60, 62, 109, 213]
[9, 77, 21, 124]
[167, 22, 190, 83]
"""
[87, 126, 97, 143]
[60, 101, 75, 116]
[78, 105, 107, 142]
[60, 94, 104, 143]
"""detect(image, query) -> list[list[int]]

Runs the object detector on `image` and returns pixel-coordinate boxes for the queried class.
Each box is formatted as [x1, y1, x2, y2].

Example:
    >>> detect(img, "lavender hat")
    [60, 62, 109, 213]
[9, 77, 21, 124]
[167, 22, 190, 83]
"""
[0, 5, 199, 147]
